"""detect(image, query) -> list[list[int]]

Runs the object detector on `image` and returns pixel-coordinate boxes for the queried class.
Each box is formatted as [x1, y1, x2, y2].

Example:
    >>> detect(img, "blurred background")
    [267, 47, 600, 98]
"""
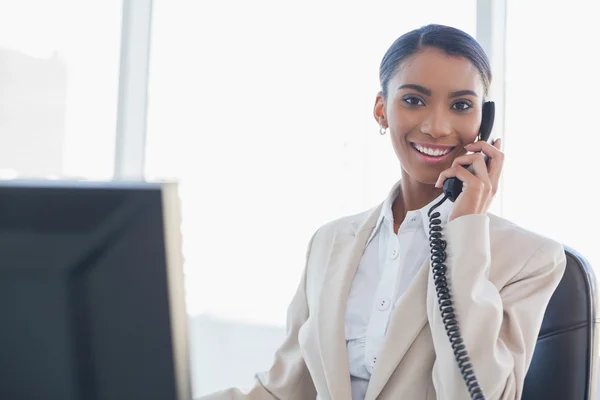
[1, 0, 597, 397]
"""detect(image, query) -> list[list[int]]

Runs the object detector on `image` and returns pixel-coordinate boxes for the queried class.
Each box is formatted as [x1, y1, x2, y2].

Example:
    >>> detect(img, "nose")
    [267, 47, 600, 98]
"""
[420, 108, 452, 138]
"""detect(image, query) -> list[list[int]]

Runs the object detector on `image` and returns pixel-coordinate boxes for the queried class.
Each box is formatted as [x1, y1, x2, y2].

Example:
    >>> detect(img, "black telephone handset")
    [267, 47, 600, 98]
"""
[443, 101, 496, 202]
[427, 101, 495, 400]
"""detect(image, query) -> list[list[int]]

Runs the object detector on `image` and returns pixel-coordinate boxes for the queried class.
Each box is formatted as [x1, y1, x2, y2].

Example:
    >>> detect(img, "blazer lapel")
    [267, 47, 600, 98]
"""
[316, 205, 381, 399]
[364, 257, 430, 400]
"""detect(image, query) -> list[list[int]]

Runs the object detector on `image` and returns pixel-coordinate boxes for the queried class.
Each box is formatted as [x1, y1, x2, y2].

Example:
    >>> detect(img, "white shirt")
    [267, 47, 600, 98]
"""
[344, 182, 452, 400]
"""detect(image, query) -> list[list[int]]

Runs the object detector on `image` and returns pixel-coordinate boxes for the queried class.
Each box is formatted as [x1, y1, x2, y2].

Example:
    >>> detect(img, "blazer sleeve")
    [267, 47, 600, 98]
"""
[198, 232, 318, 400]
[428, 214, 566, 400]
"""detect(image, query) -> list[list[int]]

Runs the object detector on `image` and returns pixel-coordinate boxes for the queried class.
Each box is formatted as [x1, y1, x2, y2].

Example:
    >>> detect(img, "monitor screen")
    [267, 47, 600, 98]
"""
[0, 180, 190, 400]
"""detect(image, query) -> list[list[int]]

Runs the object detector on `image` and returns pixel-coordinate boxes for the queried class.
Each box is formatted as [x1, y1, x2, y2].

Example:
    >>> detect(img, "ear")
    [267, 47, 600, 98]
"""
[373, 92, 388, 128]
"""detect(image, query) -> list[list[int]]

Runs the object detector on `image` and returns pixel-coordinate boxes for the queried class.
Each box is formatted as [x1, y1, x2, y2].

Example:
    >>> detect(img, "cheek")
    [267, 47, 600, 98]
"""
[387, 106, 419, 138]
[455, 117, 481, 142]
[388, 109, 417, 162]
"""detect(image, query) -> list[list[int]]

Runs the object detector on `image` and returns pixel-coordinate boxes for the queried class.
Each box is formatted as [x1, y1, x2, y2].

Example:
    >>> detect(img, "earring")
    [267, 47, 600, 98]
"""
[379, 125, 387, 135]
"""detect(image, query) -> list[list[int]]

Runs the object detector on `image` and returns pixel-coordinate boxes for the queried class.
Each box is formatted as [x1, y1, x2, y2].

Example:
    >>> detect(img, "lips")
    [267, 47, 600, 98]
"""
[409, 142, 456, 164]
[410, 142, 455, 156]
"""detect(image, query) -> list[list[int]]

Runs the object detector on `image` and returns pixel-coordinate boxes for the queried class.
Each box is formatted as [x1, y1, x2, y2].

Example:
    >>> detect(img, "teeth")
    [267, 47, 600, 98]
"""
[414, 144, 451, 157]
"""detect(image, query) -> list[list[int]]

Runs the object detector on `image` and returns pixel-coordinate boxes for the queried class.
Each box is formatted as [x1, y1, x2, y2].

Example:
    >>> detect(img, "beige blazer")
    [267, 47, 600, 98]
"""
[201, 201, 566, 400]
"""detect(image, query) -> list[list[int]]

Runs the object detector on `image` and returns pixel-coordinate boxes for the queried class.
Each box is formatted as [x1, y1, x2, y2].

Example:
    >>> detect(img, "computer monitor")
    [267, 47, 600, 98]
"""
[0, 180, 191, 400]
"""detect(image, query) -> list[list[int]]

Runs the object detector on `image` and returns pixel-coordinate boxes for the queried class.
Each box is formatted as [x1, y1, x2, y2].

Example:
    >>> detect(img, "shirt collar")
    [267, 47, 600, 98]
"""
[367, 180, 453, 245]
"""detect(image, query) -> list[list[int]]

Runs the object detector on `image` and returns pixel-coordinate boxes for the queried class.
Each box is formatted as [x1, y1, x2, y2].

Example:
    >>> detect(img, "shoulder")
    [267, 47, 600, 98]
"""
[488, 213, 563, 255]
[487, 213, 566, 278]
[302, 206, 379, 303]
[304, 204, 381, 272]
[309, 205, 380, 247]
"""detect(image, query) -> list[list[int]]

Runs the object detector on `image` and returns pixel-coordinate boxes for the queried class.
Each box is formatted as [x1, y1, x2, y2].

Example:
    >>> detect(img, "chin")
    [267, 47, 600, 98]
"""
[417, 176, 439, 186]
[400, 165, 440, 186]
[399, 146, 458, 185]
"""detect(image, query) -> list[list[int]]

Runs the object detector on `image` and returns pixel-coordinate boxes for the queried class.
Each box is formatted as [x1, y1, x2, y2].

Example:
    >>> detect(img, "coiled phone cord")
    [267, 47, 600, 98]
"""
[428, 194, 485, 400]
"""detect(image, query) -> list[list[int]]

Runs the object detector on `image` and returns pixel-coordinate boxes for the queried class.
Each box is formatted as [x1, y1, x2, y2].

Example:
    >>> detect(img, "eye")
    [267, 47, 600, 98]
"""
[452, 100, 473, 112]
[402, 96, 425, 107]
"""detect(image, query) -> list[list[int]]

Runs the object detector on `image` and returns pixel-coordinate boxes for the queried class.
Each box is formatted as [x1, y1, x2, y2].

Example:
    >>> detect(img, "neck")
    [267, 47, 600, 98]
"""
[391, 170, 444, 224]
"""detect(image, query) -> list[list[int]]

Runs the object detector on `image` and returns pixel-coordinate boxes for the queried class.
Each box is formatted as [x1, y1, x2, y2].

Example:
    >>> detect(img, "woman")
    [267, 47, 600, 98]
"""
[201, 24, 566, 400]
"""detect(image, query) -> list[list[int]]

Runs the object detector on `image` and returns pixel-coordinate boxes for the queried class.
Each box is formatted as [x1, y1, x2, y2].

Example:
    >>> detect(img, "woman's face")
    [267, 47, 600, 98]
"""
[374, 47, 486, 185]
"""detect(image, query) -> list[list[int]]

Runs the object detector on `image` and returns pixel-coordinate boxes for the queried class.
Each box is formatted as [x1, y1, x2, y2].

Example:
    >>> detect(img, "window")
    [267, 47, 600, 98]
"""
[145, 1, 477, 396]
[503, 1, 600, 268]
[0, 1, 122, 179]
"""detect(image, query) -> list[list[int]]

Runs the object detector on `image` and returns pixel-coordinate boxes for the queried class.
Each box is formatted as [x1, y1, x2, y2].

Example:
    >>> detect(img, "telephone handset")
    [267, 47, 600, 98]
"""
[427, 101, 495, 400]
[443, 101, 496, 202]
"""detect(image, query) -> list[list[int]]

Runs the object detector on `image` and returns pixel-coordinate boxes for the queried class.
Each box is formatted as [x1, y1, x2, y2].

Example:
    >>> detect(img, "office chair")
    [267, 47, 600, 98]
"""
[523, 245, 599, 399]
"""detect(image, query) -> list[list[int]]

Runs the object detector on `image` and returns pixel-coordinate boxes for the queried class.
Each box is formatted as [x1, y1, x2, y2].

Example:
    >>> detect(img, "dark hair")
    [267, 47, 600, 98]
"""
[379, 24, 492, 99]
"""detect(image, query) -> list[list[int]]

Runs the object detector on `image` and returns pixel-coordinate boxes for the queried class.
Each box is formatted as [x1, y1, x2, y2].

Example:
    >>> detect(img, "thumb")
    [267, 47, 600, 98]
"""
[493, 137, 502, 150]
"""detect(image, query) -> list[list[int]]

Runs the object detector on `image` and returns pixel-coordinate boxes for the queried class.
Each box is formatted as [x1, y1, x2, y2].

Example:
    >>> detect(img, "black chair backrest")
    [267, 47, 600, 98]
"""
[523, 245, 598, 399]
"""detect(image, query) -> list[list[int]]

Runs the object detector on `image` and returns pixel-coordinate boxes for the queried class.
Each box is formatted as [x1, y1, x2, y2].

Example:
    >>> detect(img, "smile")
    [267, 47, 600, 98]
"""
[410, 142, 455, 156]
[409, 142, 456, 163]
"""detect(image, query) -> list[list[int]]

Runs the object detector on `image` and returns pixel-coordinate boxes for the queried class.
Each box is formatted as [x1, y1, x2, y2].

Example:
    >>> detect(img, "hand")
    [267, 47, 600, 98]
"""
[435, 138, 504, 222]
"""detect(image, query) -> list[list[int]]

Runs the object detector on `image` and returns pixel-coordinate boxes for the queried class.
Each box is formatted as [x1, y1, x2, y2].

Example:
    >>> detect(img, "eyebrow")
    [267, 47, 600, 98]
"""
[448, 90, 478, 98]
[397, 84, 478, 98]
[397, 84, 431, 96]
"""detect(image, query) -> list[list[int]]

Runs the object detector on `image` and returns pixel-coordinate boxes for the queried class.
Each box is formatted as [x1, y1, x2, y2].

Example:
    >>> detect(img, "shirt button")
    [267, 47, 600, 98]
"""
[410, 216, 417, 222]
[370, 354, 377, 365]
[391, 248, 399, 259]
[377, 297, 391, 311]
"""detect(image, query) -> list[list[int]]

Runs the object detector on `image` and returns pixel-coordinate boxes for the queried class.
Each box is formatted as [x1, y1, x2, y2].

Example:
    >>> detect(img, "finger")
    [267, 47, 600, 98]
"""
[436, 164, 487, 191]
[451, 153, 487, 170]
[467, 153, 492, 187]
[465, 138, 504, 187]
[493, 137, 502, 150]
[451, 153, 491, 184]
[464, 139, 503, 160]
